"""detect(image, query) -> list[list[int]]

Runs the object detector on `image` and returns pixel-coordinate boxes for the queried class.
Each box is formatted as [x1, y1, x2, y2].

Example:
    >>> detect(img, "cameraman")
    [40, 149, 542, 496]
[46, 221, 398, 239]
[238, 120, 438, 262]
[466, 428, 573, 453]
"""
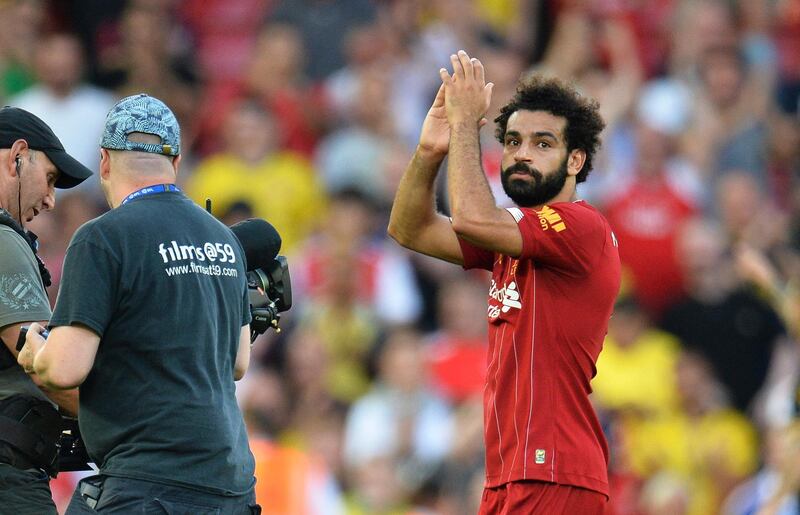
[17, 94, 259, 514]
[0, 107, 92, 513]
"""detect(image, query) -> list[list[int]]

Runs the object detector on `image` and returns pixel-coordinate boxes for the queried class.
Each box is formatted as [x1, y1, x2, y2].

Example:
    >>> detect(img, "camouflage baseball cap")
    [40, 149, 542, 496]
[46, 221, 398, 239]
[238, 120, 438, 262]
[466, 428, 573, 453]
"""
[100, 94, 181, 156]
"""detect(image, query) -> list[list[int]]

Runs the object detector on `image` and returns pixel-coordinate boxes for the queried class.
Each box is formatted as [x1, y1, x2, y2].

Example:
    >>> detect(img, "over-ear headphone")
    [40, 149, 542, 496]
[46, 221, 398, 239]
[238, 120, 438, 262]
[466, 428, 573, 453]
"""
[14, 156, 21, 177]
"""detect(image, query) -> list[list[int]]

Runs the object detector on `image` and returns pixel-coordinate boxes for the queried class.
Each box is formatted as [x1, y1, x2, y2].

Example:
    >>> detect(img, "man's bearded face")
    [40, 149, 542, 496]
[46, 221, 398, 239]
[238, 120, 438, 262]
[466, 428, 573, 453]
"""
[500, 155, 568, 208]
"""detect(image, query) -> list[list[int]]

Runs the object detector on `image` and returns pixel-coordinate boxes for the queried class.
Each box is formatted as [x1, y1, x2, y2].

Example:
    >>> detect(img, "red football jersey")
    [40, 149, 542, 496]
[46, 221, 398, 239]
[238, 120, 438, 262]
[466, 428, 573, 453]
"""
[459, 200, 621, 496]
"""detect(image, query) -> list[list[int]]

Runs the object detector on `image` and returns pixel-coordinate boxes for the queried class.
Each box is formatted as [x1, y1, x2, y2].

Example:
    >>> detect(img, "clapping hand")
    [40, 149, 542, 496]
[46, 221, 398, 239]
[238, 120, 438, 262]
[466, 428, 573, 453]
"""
[439, 50, 494, 126]
[418, 84, 451, 159]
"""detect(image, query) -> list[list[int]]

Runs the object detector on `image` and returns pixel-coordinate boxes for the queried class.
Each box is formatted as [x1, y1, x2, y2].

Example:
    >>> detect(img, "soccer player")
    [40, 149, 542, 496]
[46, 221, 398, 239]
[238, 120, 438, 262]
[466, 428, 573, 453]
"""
[388, 50, 620, 514]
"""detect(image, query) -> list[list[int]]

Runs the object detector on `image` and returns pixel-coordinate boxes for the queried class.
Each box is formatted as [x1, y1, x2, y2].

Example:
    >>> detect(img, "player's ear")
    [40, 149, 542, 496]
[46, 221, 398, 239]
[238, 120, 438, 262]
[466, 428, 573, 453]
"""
[567, 149, 586, 177]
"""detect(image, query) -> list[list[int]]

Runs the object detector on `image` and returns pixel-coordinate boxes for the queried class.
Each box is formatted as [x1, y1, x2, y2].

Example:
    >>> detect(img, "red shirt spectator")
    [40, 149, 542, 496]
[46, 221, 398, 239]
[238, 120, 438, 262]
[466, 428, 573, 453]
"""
[604, 175, 697, 319]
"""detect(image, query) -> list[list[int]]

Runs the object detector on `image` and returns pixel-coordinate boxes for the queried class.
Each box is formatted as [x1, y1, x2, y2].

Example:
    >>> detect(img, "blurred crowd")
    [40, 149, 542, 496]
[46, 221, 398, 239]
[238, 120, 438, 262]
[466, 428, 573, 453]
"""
[2, 0, 799, 513]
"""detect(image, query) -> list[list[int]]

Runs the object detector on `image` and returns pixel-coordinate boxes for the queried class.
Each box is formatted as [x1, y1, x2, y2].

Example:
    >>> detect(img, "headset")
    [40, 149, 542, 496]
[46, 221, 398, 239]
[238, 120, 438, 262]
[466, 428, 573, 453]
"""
[13, 156, 23, 226]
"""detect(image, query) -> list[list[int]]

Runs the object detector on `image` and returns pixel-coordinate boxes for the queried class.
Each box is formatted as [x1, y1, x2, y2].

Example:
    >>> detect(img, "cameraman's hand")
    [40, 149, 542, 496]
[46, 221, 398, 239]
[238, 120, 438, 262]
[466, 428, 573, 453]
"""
[17, 322, 47, 374]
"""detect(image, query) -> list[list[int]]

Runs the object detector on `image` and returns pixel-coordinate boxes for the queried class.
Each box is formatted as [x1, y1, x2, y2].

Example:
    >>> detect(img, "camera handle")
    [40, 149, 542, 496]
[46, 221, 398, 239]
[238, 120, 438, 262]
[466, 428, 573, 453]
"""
[250, 303, 281, 342]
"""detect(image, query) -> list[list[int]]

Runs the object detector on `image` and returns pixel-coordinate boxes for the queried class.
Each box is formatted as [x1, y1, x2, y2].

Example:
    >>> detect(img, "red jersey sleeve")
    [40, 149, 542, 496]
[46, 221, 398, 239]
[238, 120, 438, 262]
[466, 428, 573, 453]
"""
[458, 236, 495, 271]
[510, 201, 609, 276]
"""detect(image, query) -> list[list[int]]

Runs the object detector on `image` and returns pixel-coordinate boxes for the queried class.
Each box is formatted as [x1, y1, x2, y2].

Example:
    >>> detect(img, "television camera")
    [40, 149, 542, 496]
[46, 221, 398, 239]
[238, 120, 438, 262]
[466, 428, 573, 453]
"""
[230, 218, 292, 341]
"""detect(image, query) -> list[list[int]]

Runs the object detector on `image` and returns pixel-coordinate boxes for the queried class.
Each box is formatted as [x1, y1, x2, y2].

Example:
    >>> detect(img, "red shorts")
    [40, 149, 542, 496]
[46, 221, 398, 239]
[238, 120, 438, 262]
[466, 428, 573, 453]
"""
[478, 480, 607, 515]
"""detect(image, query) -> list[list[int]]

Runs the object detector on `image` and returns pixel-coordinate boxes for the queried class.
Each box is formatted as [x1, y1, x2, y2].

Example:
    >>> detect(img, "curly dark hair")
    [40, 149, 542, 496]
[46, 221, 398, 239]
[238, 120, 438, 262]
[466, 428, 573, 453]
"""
[494, 75, 605, 183]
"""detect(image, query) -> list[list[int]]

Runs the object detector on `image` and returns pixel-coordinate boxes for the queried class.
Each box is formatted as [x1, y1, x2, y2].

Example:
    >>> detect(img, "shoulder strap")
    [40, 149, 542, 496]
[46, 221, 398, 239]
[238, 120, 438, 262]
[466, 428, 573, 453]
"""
[0, 396, 62, 476]
[0, 209, 51, 288]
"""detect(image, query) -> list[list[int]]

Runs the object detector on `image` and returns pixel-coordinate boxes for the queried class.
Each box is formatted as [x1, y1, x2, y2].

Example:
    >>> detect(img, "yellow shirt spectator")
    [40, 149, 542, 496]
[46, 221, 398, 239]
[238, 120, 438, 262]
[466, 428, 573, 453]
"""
[474, 0, 518, 33]
[593, 328, 681, 416]
[621, 350, 759, 515]
[186, 151, 325, 253]
[627, 408, 759, 515]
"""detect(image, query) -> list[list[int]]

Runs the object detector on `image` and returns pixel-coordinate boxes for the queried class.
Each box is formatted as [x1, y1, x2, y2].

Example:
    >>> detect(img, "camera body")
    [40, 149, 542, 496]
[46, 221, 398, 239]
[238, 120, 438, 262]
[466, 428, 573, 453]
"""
[246, 255, 292, 340]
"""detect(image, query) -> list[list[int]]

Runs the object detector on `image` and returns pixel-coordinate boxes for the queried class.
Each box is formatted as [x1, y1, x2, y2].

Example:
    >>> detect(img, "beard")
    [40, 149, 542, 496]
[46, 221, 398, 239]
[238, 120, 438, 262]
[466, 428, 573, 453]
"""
[500, 156, 569, 208]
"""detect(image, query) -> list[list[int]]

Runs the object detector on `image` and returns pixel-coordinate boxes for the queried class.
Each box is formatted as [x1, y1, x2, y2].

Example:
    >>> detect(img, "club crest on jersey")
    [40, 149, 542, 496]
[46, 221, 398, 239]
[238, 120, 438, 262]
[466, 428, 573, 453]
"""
[536, 205, 566, 232]
[488, 280, 522, 319]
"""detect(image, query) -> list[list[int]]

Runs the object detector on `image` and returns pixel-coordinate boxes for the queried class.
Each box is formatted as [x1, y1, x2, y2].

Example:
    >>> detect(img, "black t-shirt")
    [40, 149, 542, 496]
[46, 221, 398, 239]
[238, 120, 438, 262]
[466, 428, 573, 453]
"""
[50, 191, 254, 495]
[661, 289, 786, 412]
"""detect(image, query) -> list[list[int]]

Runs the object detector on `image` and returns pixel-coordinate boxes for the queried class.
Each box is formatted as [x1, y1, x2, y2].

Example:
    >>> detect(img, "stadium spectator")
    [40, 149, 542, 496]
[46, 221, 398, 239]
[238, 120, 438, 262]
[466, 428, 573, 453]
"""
[601, 79, 702, 319]
[343, 328, 454, 494]
[198, 23, 329, 157]
[267, 0, 377, 81]
[662, 218, 788, 414]
[10, 33, 116, 199]
[181, 0, 271, 88]
[100, 1, 199, 146]
[239, 367, 345, 514]
[324, 23, 392, 125]
[294, 246, 381, 403]
[315, 64, 397, 200]
[424, 275, 488, 404]
[0, 0, 46, 100]
[593, 295, 682, 417]
[714, 171, 788, 255]
[294, 188, 423, 326]
[722, 422, 800, 515]
[624, 350, 759, 515]
[280, 326, 349, 455]
[186, 98, 326, 254]
[686, 43, 773, 189]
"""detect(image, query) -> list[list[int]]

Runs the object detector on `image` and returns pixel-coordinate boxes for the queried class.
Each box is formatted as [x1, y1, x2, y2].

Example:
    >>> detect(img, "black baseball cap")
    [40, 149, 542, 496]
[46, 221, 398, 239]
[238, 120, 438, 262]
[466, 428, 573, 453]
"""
[0, 106, 93, 189]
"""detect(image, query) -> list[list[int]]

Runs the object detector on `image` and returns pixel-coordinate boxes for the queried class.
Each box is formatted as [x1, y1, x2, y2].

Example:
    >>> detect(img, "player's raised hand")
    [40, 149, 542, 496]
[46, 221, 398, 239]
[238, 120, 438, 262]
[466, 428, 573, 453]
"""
[440, 50, 493, 126]
[418, 83, 450, 159]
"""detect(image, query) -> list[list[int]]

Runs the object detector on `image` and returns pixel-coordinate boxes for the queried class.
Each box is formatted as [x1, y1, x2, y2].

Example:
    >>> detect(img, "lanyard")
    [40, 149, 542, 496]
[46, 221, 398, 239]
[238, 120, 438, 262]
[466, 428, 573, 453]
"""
[120, 184, 181, 206]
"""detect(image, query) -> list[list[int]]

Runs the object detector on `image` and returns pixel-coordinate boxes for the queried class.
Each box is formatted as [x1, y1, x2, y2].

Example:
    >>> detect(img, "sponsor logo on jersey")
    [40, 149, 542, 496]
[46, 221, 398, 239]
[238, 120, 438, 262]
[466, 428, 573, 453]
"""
[536, 205, 566, 232]
[488, 279, 522, 319]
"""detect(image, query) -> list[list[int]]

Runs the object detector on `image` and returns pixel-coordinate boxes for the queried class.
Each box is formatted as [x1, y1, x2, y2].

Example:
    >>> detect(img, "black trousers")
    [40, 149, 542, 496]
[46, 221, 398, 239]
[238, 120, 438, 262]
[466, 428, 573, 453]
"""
[66, 475, 260, 514]
[0, 463, 57, 515]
